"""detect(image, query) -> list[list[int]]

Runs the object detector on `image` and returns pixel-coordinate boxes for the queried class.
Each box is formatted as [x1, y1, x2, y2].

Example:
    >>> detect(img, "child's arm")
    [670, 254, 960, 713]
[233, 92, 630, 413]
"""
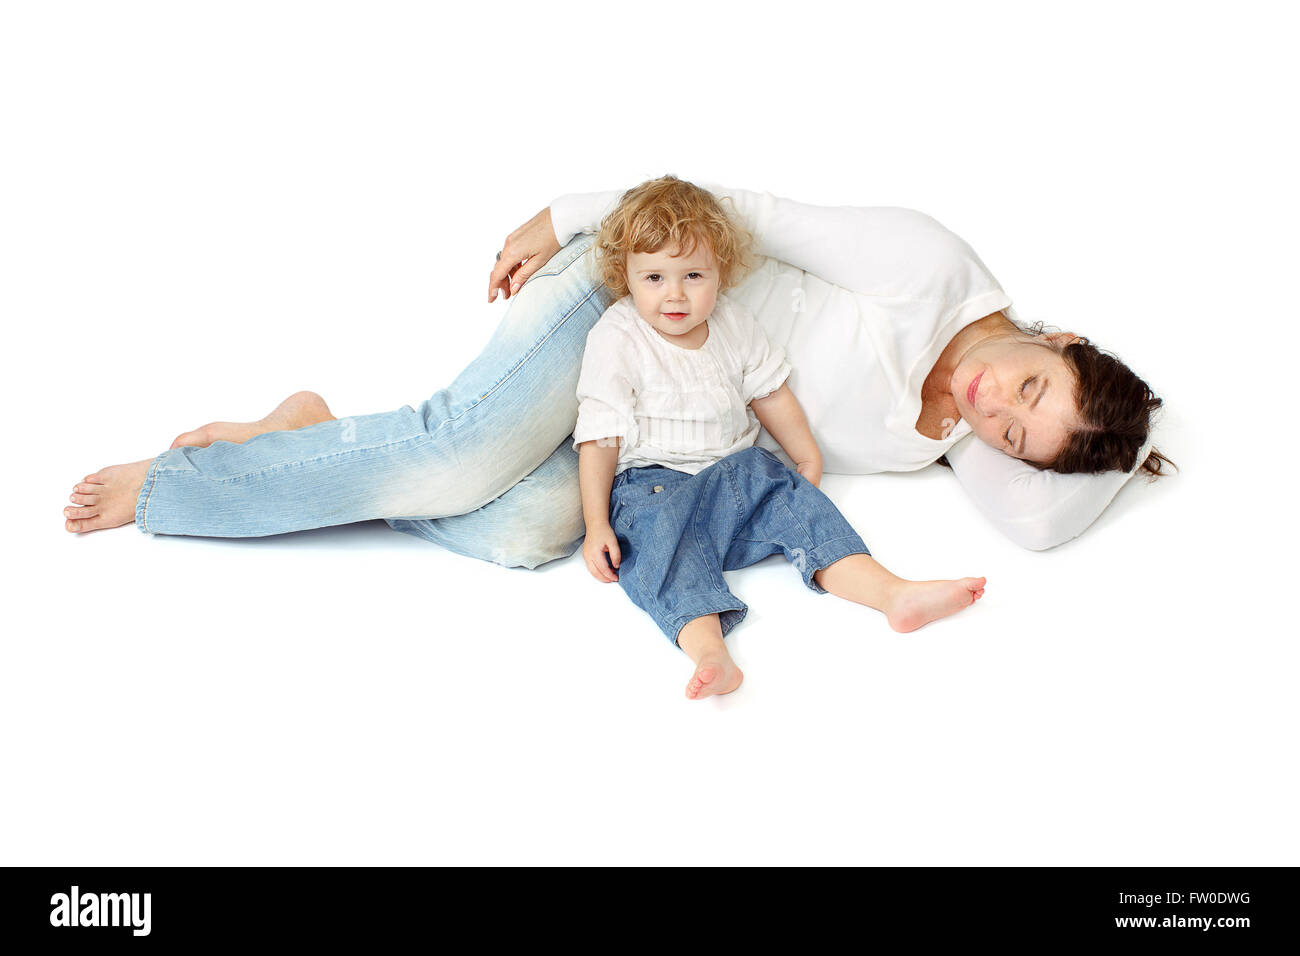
[572, 318, 639, 581]
[751, 385, 823, 487]
[578, 438, 623, 582]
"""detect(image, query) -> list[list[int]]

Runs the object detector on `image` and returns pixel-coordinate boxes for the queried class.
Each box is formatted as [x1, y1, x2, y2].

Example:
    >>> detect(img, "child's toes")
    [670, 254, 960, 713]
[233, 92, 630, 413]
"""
[69, 492, 98, 505]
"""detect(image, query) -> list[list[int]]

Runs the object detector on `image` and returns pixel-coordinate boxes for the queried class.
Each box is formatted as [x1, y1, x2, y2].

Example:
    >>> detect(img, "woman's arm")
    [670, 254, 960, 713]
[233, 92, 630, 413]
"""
[550, 183, 989, 299]
[942, 426, 1159, 550]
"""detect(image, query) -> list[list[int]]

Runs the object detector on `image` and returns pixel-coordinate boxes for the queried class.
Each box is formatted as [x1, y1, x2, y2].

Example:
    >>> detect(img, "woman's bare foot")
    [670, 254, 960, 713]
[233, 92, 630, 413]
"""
[885, 577, 986, 633]
[64, 458, 155, 533]
[685, 653, 744, 700]
[170, 390, 335, 449]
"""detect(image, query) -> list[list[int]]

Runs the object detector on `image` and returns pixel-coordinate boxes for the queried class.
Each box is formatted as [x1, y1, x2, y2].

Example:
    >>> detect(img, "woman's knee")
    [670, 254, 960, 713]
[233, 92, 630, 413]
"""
[385, 505, 582, 569]
[491, 515, 585, 569]
[386, 438, 586, 569]
[479, 454, 585, 568]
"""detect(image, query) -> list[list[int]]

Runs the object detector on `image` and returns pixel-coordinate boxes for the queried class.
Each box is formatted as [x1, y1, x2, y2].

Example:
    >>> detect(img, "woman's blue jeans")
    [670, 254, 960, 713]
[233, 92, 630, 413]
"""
[133, 234, 617, 569]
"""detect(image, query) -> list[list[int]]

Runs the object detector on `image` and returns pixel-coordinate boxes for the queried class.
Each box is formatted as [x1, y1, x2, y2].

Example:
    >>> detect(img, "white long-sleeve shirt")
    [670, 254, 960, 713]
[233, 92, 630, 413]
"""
[551, 182, 1158, 551]
[572, 293, 792, 476]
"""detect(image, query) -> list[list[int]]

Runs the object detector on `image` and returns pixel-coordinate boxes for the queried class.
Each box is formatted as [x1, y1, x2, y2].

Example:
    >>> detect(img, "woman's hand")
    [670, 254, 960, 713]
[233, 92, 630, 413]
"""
[487, 207, 563, 303]
[582, 523, 621, 583]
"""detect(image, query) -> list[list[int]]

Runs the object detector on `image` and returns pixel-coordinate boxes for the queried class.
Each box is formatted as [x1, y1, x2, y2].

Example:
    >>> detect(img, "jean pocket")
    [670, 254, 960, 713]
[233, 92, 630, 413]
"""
[612, 480, 659, 513]
[612, 474, 678, 528]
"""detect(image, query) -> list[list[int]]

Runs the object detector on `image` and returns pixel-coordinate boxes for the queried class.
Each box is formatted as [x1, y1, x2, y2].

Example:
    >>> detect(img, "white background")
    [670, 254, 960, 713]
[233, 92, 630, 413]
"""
[3, 1, 1296, 864]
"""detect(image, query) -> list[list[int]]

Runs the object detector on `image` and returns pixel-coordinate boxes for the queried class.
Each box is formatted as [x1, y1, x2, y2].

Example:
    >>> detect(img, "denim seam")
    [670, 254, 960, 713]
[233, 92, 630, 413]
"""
[721, 460, 747, 532]
[135, 452, 167, 533]
[692, 473, 732, 595]
[774, 488, 817, 546]
[526, 238, 592, 280]
[153, 432, 442, 484]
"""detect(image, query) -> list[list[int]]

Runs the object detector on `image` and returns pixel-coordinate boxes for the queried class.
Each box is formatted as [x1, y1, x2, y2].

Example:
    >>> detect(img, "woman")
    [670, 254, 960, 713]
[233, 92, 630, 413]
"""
[61, 182, 1172, 563]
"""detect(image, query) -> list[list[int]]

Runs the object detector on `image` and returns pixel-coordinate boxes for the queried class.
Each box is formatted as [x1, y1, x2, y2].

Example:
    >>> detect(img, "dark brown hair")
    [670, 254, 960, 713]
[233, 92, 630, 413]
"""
[1049, 334, 1175, 478]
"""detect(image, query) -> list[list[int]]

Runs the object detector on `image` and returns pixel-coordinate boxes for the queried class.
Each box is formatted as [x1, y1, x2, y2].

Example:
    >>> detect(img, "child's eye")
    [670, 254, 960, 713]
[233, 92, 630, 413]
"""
[687, 272, 703, 280]
[646, 274, 661, 283]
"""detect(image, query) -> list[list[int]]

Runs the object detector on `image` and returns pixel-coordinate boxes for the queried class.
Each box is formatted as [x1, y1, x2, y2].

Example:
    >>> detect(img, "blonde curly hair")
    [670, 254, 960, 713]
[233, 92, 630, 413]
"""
[592, 175, 755, 298]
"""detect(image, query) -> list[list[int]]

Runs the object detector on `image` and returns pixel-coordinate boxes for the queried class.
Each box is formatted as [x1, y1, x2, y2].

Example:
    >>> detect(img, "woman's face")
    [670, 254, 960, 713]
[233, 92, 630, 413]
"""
[951, 334, 1082, 465]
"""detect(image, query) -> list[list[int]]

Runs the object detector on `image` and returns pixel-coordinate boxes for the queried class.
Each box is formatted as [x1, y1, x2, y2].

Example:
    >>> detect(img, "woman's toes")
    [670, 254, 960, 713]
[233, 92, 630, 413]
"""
[67, 511, 125, 533]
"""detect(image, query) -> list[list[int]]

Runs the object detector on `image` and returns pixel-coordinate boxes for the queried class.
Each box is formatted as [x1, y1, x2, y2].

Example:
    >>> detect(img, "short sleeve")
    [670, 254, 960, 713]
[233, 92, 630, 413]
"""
[735, 300, 791, 405]
[572, 322, 640, 452]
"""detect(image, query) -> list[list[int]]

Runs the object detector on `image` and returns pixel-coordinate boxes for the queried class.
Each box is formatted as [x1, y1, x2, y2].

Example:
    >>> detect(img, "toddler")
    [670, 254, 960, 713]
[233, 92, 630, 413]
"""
[573, 176, 986, 700]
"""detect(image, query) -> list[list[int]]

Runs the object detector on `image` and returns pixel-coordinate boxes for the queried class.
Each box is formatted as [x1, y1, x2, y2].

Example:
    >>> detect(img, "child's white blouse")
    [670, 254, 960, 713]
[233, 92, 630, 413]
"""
[572, 293, 792, 477]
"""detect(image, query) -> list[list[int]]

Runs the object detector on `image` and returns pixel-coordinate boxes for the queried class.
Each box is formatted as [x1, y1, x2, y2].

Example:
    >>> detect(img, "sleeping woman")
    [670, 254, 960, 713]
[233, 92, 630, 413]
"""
[62, 179, 1172, 569]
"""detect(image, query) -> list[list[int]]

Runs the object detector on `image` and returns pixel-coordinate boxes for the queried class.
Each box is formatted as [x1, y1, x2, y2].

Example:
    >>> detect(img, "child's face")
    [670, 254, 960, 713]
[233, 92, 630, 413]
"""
[624, 241, 719, 343]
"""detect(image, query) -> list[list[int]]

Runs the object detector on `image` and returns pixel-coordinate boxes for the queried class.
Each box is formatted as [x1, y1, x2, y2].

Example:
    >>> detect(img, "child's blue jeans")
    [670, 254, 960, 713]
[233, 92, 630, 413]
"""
[608, 446, 871, 647]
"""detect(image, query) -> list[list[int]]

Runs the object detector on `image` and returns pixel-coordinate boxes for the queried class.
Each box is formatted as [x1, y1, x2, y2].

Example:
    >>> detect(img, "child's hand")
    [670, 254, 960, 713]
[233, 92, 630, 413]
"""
[582, 524, 622, 583]
[796, 460, 823, 487]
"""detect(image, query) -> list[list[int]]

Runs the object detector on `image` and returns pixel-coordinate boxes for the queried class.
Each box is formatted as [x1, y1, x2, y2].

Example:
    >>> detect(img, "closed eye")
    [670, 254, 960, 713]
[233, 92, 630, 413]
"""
[1004, 377, 1034, 450]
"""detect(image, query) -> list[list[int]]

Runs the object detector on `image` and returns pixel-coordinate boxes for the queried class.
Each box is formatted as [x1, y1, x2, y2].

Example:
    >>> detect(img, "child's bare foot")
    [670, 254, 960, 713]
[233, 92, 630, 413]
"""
[63, 458, 155, 533]
[685, 653, 744, 700]
[885, 577, 986, 633]
[170, 390, 334, 449]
